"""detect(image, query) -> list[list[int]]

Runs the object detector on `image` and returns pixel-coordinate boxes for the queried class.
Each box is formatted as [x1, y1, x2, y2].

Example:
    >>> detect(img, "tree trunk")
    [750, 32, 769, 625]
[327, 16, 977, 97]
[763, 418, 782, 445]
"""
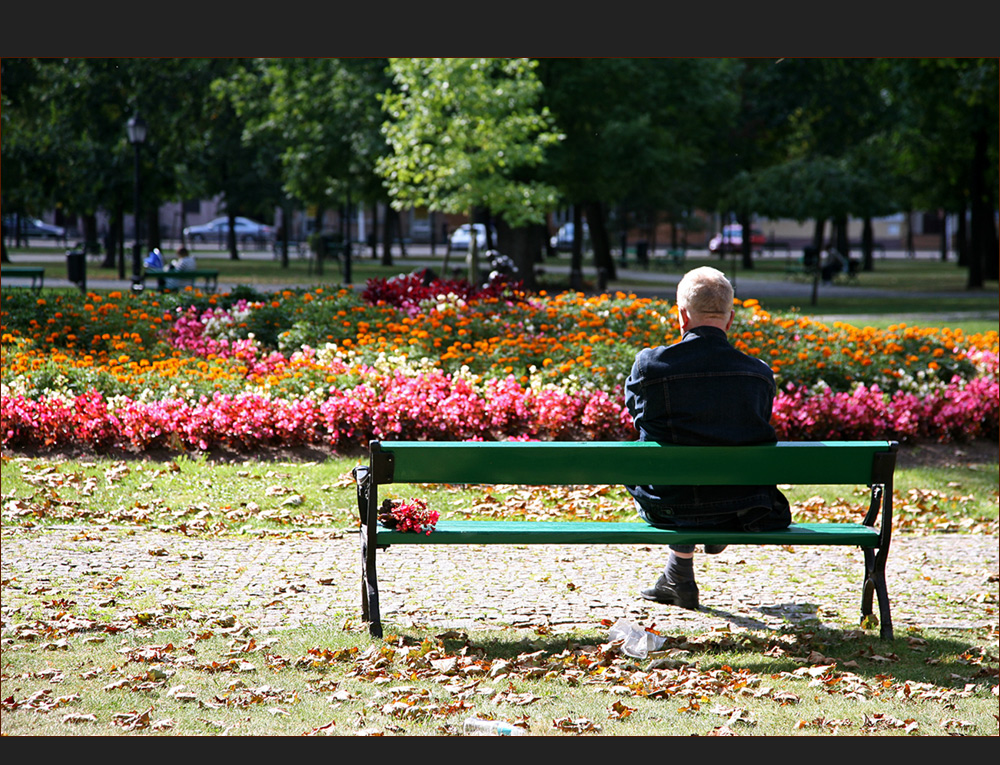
[394, 209, 408, 258]
[967, 125, 986, 289]
[467, 210, 480, 286]
[381, 209, 394, 266]
[812, 218, 825, 250]
[584, 200, 616, 283]
[809, 218, 825, 307]
[834, 215, 849, 259]
[227, 211, 239, 260]
[502, 222, 539, 291]
[442, 227, 453, 275]
[312, 208, 325, 275]
[82, 214, 99, 254]
[939, 211, 948, 262]
[369, 203, 378, 258]
[146, 207, 160, 253]
[956, 202, 968, 267]
[861, 217, 875, 272]
[569, 205, 584, 290]
[278, 203, 290, 269]
[738, 211, 753, 270]
[115, 203, 127, 278]
[971, 123, 999, 283]
[180, 202, 189, 250]
[905, 209, 915, 258]
[484, 209, 495, 252]
[101, 212, 118, 269]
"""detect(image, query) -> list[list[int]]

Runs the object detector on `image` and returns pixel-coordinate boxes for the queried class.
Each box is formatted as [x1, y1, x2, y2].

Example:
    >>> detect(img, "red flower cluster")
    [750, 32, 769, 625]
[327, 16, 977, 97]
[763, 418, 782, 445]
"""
[377, 497, 440, 535]
[361, 271, 524, 311]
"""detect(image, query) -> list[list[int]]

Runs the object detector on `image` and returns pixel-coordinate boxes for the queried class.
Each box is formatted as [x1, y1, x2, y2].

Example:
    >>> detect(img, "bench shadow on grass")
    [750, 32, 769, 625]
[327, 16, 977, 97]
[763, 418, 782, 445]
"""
[696, 603, 803, 632]
[397, 607, 994, 691]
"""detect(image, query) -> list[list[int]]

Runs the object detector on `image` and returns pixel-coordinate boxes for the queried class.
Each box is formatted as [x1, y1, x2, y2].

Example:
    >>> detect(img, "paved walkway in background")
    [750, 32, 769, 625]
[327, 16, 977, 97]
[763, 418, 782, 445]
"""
[2, 523, 997, 637]
[3, 248, 997, 318]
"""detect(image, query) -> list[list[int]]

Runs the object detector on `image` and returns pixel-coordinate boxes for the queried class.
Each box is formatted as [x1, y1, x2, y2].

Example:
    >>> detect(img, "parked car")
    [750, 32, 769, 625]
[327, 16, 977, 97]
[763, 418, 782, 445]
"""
[183, 216, 274, 246]
[550, 222, 589, 251]
[3, 215, 66, 239]
[449, 223, 496, 250]
[708, 224, 766, 254]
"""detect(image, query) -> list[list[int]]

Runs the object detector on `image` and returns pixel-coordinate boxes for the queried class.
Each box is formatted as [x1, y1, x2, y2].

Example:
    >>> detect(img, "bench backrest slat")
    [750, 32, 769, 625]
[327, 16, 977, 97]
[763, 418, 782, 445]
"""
[374, 440, 895, 486]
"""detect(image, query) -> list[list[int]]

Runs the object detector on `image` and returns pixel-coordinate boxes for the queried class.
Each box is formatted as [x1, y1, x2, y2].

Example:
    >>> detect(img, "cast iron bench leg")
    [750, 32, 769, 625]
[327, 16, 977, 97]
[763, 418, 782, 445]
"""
[361, 533, 382, 638]
[860, 482, 894, 640]
[863, 547, 894, 640]
[353, 466, 384, 638]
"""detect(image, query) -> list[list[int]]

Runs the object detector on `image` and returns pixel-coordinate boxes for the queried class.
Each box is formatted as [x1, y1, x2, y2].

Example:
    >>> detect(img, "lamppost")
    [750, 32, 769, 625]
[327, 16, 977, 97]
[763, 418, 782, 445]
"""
[126, 112, 148, 291]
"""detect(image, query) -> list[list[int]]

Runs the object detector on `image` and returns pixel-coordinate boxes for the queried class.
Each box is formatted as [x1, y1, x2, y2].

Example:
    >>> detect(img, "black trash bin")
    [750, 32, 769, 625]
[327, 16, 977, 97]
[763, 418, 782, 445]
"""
[66, 248, 86, 292]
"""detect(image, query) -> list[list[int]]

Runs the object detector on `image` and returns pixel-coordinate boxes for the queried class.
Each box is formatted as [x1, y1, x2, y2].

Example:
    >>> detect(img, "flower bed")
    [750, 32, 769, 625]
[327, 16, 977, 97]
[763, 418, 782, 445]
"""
[2, 279, 996, 454]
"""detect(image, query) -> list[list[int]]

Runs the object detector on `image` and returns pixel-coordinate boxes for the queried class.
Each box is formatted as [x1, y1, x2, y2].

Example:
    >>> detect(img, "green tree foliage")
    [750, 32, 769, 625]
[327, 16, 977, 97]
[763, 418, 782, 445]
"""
[378, 58, 562, 284]
[723, 59, 906, 271]
[3, 58, 995, 290]
[886, 59, 999, 286]
[0, 59, 272, 265]
[538, 58, 739, 279]
[223, 58, 395, 266]
[191, 59, 285, 260]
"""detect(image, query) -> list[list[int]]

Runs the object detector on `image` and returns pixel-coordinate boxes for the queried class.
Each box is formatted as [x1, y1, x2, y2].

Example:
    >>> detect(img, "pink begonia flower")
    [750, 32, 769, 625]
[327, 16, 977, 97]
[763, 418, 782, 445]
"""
[3, 345, 996, 452]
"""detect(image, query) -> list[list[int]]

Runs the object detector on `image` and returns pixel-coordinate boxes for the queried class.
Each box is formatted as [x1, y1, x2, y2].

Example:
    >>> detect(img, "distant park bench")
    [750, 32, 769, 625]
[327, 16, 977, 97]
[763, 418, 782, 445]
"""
[763, 240, 791, 256]
[785, 248, 821, 278]
[649, 248, 687, 270]
[1, 266, 45, 290]
[141, 268, 219, 293]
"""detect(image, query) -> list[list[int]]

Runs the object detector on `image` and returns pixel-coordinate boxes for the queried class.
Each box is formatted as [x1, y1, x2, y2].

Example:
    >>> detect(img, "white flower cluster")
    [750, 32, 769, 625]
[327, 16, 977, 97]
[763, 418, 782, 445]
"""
[200, 303, 260, 341]
[419, 292, 468, 314]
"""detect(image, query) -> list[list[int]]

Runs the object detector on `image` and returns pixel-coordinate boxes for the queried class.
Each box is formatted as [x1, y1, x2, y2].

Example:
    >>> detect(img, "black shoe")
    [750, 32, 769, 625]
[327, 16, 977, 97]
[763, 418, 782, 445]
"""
[639, 575, 699, 610]
[703, 544, 728, 554]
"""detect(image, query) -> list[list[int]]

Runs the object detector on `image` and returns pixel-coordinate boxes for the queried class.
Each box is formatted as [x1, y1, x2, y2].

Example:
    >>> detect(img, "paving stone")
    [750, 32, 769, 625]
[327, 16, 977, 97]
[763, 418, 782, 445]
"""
[2, 525, 996, 637]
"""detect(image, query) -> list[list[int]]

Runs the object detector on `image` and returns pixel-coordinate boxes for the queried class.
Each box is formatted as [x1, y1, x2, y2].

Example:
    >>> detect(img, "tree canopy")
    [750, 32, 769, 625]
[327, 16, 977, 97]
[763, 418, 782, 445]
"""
[2, 57, 995, 286]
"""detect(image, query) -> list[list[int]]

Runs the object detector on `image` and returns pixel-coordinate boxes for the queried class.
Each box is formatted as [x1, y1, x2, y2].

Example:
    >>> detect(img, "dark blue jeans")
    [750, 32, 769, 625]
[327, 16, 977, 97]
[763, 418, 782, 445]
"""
[635, 487, 791, 553]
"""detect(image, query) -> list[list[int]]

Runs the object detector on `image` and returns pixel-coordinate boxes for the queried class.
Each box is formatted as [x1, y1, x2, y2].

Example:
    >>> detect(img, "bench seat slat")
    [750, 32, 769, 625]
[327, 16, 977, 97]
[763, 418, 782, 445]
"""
[375, 520, 879, 547]
[378, 440, 894, 486]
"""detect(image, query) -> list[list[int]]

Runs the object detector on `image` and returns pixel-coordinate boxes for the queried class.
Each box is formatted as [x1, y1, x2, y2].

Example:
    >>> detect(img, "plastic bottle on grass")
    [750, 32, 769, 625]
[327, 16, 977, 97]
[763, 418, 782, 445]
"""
[463, 717, 526, 736]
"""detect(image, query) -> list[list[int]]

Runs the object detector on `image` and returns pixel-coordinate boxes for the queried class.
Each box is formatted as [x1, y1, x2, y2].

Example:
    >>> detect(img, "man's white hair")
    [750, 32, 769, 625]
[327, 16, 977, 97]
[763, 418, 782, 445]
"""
[676, 266, 734, 318]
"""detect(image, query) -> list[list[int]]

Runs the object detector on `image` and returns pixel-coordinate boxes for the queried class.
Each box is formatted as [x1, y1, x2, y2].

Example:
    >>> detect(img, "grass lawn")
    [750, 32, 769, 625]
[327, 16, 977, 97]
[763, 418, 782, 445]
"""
[3, 242, 996, 736]
[1, 449, 997, 736]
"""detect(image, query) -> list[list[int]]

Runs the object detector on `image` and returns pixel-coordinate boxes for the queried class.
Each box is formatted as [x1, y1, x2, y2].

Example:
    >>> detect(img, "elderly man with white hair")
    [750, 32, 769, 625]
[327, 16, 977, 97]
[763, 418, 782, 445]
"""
[624, 266, 791, 610]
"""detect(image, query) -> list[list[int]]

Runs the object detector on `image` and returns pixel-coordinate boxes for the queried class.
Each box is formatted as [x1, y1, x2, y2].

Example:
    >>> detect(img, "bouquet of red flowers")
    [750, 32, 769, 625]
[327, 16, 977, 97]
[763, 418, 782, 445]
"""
[377, 497, 440, 535]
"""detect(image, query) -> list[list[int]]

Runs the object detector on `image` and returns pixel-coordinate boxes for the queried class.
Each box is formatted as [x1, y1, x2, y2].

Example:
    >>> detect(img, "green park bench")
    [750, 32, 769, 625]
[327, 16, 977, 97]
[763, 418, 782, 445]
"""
[648, 248, 687, 270]
[785, 247, 821, 278]
[1, 266, 45, 290]
[353, 439, 899, 639]
[763, 240, 792, 257]
[142, 268, 220, 293]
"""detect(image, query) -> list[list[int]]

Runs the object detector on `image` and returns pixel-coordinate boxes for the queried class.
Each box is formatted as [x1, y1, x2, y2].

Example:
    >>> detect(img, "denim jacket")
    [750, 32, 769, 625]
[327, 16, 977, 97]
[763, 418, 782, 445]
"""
[624, 325, 789, 529]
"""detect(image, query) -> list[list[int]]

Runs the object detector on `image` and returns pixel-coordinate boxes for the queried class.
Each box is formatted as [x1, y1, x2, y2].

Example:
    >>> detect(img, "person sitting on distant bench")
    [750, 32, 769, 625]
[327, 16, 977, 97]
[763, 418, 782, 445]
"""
[821, 248, 848, 284]
[144, 247, 164, 269]
[165, 246, 196, 290]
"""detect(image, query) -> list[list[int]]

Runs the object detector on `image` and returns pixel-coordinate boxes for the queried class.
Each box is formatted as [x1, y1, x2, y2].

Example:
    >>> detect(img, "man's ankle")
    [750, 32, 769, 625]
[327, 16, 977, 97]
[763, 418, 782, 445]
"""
[665, 551, 695, 583]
